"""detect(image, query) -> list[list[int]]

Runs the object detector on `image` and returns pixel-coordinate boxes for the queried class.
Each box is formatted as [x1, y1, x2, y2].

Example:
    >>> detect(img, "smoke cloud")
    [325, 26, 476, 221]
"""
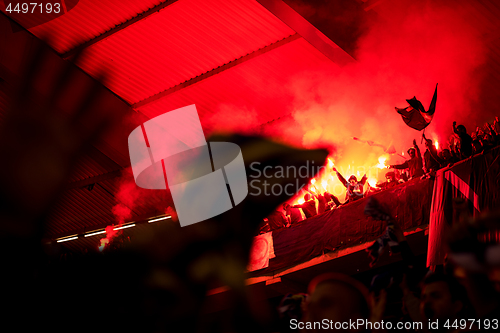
[209, 0, 489, 184]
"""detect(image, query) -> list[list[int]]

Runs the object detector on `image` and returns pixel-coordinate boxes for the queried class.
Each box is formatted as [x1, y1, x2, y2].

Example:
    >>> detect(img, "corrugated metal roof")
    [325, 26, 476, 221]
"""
[53, 221, 171, 253]
[136, 37, 336, 132]
[29, 0, 166, 53]
[68, 151, 122, 182]
[7, 0, 500, 252]
[73, 0, 295, 104]
[46, 176, 171, 238]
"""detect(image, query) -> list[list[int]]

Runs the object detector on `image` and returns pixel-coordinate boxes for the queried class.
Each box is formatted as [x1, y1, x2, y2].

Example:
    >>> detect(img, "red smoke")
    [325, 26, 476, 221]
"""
[207, 1, 491, 188]
[115, 1, 495, 217]
[98, 225, 120, 252]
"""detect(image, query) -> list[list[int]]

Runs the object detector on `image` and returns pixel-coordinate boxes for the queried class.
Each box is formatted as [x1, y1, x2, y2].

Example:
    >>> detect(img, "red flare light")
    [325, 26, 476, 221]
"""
[368, 178, 378, 188]
[328, 158, 334, 168]
[98, 225, 119, 252]
[376, 155, 388, 169]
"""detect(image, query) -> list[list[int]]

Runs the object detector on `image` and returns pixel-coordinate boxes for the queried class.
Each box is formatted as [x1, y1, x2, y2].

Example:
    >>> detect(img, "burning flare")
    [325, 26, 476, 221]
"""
[328, 158, 334, 168]
[376, 155, 388, 169]
[434, 140, 439, 150]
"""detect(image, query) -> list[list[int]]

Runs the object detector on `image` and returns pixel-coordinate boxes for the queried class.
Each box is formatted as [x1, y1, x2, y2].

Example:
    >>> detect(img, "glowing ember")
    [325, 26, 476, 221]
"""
[376, 155, 388, 169]
[434, 140, 439, 150]
[311, 178, 316, 184]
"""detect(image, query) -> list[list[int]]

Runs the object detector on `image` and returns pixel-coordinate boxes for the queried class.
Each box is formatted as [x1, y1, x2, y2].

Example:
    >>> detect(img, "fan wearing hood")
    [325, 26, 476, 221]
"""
[332, 167, 367, 204]
[389, 139, 424, 180]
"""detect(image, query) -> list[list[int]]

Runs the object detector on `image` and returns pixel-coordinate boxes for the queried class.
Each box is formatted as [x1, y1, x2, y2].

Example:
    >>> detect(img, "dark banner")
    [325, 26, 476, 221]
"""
[427, 147, 500, 267]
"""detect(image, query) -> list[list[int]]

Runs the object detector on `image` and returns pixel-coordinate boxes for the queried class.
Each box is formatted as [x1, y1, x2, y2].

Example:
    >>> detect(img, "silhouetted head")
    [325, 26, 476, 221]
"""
[472, 139, 482, 153]
[442, 149, 451, 160]
[304, 193, 311, 201]
[348, 175, 357, 185]
[425, 139, 433, 148]
[456, 125, 466, 134]
[306, 273, 370, 332]
[420, 273, 468, 323]
[385, 171, 395, 182]
[408, 147, 416, 158]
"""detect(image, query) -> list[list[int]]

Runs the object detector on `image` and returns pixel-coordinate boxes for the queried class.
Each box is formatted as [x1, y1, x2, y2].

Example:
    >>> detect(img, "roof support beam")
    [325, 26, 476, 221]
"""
[132, 33, 301, 109]
[256, 0, 355, 65]
[65, 169, 123, 190]
[61, 0, 179, 59]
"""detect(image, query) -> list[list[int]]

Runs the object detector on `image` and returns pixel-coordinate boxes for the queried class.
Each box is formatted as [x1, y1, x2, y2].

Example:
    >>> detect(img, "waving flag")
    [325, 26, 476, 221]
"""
[396, 84, 438, 130]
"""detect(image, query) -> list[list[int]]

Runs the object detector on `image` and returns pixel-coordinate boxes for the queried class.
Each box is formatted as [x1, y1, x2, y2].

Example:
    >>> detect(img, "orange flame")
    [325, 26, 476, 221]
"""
[328, 158, 334, 168]
[368, 178, 378, 188]
[376, 155, 388, 169]
[289, 153, 392, 207]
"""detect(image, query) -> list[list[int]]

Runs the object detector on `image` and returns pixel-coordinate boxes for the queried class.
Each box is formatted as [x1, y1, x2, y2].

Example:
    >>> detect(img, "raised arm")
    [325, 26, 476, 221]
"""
[333, 167, 348, 187]
[413, 139, 421, 158]
[428, 145, 443, 164]
[389, 160, 409, 170]
[292, 203, 306, 209]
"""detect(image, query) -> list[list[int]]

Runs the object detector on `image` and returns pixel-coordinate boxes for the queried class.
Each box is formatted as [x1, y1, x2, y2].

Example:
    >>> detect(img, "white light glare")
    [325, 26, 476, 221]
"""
[56, 236, 78, 243]
[148, 216, 172, 223]
[84, 230, 106, 237]
[113, 224, 135, 230]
